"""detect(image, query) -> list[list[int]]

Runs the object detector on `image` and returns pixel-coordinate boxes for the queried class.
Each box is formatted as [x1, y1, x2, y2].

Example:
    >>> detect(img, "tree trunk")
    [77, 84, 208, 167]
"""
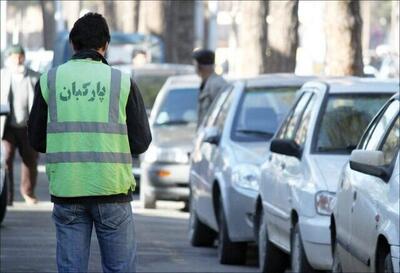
[325, 0, 363, 76]
[40, 0, 56, 50]
[237, 0, 268, 76]
[103, 0, 117, 31]
[138, 0, 195, 64]
[264, 0, 299, 73]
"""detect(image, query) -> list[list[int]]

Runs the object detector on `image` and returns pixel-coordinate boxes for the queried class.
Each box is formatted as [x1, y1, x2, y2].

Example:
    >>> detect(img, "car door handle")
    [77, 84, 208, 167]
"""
[353, 191, 357, 201]
[281, 163, 286, 170]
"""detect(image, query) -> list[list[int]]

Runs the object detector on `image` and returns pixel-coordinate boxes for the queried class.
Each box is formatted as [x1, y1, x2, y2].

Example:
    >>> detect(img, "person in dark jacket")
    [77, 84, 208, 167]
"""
[1, 45, 40, 205]
[28, 13, 151, 273]
[192, 49, 228, 127]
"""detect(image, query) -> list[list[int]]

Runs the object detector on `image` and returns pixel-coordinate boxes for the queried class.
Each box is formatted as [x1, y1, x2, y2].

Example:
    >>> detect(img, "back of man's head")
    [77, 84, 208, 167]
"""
[69, 13, 110, 52]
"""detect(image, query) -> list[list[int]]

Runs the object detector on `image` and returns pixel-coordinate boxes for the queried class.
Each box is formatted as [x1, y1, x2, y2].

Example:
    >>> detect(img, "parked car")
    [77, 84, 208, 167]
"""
[256, 78, 397, 273]
[0, 103, 10, 224]
[331, 94, 399, 273]
[189, 74, 314, 265]
[140, 75, 200, 208]
[52, 31, 164, 67]
[130, 64, 195, 185]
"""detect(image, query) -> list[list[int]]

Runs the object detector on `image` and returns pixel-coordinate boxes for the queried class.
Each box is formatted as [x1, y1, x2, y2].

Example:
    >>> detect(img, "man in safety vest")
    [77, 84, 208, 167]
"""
[28, 13, 151, 273]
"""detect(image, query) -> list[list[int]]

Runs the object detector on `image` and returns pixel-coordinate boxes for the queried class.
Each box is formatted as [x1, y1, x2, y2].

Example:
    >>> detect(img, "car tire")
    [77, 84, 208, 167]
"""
[0, 176, 8, 224]
[217, 197, 247, 265]
[188, 197, 216, 247]
[377, 246, 394, 273]
[143, 192, 156, 209]
[258, 209, 287, 273]
[332, 239, 343, 273]
[291, 223, 314, 273]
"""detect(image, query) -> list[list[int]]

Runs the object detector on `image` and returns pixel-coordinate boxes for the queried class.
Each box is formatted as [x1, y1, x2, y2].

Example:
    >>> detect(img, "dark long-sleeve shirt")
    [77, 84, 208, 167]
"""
[28, 50, 152, 204]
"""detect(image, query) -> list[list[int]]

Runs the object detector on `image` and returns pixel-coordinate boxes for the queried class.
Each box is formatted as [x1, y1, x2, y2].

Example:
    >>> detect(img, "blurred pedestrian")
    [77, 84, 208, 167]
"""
[192, 49, 228, 126]
[0, 44, 39, 205]
[28, 13, 151, 273]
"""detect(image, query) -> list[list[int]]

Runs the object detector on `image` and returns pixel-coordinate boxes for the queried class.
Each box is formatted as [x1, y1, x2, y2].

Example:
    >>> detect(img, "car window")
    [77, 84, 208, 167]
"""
[278, 92, 312, 140]
[231, 87, 298, 142]
[362, 100, 399, 151]
[154, 88, 198, 126]
[294, 95, 317, 146]
[204, 89, 231, 128]
[213, 91, 234, 130]
[314, 94, 389, 153]
[380, 116, 400, 165]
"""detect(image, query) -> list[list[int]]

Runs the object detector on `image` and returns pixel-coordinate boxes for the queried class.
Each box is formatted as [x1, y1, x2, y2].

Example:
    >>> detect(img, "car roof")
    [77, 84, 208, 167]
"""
[302, 77, 399, 94]
[243, 73, 316, 88]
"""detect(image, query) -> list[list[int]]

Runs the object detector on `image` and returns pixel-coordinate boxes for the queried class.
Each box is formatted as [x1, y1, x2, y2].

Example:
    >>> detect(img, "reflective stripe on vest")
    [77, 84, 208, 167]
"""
[46, 152, 132, 164]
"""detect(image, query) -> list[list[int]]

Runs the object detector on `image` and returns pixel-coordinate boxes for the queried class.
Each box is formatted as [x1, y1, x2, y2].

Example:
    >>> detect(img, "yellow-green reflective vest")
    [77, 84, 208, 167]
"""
[39, 59, 135, 197]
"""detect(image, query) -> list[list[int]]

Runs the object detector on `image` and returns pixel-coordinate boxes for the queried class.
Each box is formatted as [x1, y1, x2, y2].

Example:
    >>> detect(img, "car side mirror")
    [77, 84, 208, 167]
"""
[270, 138, 301, 159]
[349, 150, 389, 181]
[203, 127, 220, 146]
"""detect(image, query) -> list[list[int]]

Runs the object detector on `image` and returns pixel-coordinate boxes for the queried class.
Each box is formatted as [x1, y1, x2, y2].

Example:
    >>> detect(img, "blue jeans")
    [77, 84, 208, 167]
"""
[52, 202, 136, 273]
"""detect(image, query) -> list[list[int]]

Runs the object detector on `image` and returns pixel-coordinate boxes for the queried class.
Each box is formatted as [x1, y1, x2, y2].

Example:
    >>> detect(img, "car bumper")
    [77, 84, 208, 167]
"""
[299, 215, 332, 270]
[224, 186, 257, 242]
[391, 245, 400, 273]
[141, 162, 190, 201]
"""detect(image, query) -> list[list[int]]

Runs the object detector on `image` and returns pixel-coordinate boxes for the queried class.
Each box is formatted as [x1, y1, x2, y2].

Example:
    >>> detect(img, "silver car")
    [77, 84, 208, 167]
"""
[189, 74, 313, 265]
[331, 94, 400, 273]
[140, 75, 200, 208]
[256, 78, 397, 273]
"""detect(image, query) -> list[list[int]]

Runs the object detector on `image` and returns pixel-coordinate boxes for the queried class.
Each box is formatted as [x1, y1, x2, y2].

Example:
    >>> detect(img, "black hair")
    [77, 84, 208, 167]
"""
[69, 13, 110, 51]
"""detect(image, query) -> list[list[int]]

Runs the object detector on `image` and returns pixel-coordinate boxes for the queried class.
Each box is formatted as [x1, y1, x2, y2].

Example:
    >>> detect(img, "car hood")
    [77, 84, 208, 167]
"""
[230, 141, 269, 166]
[309, 154, 349, 192]
[151, 124, 196, 151]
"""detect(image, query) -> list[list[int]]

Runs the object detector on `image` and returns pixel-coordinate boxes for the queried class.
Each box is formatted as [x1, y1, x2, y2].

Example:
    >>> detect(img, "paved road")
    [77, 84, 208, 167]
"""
[0, 158, 258, 272]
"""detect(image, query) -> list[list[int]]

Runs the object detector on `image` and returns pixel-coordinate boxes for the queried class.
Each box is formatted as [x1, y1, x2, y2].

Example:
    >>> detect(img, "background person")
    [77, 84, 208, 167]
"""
[0, 45, 39, 205]
[28, 13, 151, 272]
[192, 49, 228, 127]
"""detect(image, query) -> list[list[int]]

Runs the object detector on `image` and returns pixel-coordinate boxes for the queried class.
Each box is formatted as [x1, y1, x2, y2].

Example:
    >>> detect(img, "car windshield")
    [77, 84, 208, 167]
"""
[154, 88, 198, 126]
[231, 87, 299, 142]
[135, 75, 171, 108]
[315, 94, 390, 153]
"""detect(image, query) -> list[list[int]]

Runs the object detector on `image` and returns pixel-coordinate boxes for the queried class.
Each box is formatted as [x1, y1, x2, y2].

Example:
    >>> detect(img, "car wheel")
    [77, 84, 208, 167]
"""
[377, 246, 394, 273]
[142, 192, 156, 209]
[291, 223, 314, 273]
[188, 197, 216, 247]
[258, 209, 287, 273]
[217, 197, 247, 265]
[0, 176, 8, 224]
[332, 239, 343, 273]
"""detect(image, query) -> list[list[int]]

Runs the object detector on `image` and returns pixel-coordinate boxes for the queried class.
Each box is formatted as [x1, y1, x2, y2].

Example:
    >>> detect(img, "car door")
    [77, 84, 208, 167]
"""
[349, 100, 399, 272]
[265, 92, 313, 248]
[278, 92, 317, 249]
[194, 88, 234, 227]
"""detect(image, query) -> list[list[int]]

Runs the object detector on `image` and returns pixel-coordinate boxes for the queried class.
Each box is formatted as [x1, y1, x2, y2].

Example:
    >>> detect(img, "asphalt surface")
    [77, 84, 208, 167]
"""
[0, 157, 258, 273]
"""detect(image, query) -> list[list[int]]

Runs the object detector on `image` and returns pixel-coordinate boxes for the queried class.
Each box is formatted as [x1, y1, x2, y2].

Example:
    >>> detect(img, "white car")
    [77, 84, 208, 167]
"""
[256, 78, 398, 273]
[331, 94, 399, 273]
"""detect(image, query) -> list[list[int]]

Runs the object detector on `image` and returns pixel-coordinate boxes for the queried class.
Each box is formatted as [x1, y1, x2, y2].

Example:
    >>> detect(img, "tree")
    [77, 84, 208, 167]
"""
[40, 0, 56, 50]
[264, 0, 299, 73]
[237, 0, 268, 75]
[325, 0, 363, 76]
[138, 0, 195, 64]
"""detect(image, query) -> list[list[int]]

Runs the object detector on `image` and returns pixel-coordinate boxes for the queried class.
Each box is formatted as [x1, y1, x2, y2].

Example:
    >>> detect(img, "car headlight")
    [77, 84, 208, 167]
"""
[232, 164, 260, 191]
[143, 145, 189, 164]
[315, 191, 336, 215]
